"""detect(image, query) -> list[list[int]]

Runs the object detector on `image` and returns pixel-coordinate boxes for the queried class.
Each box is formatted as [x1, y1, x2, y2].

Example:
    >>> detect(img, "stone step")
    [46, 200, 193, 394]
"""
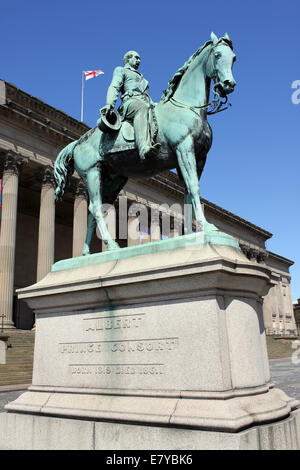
[0, 368, 33, 374]
[2, 361, 33, 364]
[0, 330, 35, 386]
[0, 378, 32, 383]
[0, 374, 33, 380]
[0, 379, 32, 386]
[0, 378, 32, 382]
[0, 370, 32, 374]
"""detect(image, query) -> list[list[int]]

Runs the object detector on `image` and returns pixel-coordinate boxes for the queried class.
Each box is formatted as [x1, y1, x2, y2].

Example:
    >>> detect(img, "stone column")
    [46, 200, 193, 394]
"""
[150, 209, 161, 242]
[161, 210, 170, 240]
[72, 181, 88, 258]
[286, 282, 297, 334]
[0, 152, 27, 329]
[36, 166, 55, 282]
[128, 216, 140, 246]
[140, 215, 150, 245]
[170, 217, 182, 239]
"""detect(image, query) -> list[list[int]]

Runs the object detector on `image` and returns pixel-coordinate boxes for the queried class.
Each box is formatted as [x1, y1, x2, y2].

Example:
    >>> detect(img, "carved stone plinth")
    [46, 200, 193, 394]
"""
[1, 240, 299, 449]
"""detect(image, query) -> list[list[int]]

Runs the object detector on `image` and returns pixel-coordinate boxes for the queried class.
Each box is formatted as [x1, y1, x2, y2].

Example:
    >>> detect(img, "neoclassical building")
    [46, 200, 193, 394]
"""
[0, 79, 296, 334]
[294, 300, 300, 336]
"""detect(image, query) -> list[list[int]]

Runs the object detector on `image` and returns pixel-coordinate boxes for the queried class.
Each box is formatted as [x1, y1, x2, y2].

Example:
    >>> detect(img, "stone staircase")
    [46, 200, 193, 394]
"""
[0, 330, 35, 386]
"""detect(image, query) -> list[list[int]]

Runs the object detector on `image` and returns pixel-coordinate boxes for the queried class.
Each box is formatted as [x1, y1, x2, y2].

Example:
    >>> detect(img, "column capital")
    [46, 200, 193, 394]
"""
[0, 151, 28, 177]
[72, 179, 88, 200]
[37, 165, 56, 188]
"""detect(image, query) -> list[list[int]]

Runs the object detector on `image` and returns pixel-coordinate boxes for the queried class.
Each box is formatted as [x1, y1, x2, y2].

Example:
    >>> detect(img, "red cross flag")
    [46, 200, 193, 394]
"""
[83, 70, 104, 80]
[81, 69, 104, 121]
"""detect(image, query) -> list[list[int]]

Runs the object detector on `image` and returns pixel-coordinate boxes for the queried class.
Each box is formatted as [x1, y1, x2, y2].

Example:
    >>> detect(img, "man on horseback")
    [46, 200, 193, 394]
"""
[103, 50, 160, 160]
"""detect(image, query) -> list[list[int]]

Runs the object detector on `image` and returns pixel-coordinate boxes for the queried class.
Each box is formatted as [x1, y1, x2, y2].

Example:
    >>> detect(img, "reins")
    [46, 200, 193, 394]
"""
[169, 85, 231, 118]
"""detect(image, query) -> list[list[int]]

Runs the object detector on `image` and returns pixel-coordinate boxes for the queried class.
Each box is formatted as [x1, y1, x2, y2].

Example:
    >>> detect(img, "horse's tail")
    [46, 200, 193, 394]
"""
[54, 141, 77, 201]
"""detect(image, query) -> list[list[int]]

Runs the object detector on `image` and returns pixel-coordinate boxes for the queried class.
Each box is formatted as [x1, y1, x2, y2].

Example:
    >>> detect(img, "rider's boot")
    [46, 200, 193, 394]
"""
[134, 108, 160, 160]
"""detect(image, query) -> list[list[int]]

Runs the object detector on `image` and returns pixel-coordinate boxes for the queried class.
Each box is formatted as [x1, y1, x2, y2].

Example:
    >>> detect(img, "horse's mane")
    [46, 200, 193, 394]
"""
[161, 40, 212, 103]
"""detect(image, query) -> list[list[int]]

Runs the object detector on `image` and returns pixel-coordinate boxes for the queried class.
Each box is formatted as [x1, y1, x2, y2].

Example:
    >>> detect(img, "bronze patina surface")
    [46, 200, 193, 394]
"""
[54, 33, 236, 254]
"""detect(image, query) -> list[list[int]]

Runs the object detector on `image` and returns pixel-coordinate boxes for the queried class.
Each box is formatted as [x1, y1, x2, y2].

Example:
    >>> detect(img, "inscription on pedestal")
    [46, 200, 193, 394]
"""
[70, 364, 165, 376]
[59, 338, 179, 354]
[84, 313, 145, 331]
[54, 311, 179, 386]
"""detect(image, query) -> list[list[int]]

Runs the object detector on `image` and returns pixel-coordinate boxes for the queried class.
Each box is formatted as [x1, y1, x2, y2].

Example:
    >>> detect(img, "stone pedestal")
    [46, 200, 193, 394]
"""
[1, 235, 299, 450]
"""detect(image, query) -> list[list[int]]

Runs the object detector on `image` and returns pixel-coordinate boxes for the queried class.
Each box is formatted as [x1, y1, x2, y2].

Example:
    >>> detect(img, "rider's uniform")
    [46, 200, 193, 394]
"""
[106, 64, 154, 159]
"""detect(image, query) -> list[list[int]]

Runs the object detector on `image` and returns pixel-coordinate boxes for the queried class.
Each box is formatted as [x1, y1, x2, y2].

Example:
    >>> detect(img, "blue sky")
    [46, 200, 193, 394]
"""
[1, 0, 299, 300]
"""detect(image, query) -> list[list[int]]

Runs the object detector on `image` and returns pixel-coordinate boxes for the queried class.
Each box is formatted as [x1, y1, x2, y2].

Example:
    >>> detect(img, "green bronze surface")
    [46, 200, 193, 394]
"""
[52, 231, 240, 273]
[54, 33, 237, 256]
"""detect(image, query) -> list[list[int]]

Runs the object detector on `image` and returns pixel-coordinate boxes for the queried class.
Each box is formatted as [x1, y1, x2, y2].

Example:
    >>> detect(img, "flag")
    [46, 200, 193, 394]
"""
[83, 70, 104, 80]
[81, 69, 104, 121]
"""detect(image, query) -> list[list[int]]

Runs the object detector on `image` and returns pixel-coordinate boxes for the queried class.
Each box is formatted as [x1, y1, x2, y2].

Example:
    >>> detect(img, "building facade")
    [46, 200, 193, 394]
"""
[0, 79, 296, 334]
[294, 300, 300, 336]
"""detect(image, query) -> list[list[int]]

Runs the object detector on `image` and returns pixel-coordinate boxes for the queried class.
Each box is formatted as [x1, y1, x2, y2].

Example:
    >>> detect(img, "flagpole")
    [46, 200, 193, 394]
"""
[81, 72, 84, 122]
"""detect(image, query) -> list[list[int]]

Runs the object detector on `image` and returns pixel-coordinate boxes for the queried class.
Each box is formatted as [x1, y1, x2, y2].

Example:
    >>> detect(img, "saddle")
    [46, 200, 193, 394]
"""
[98, 106, 158, 158]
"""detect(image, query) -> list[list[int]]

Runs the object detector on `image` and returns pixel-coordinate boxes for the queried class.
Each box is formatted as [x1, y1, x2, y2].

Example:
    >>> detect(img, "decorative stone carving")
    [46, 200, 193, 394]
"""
[257, 250, 269, 263]
[73, 180, 88, 200]
[239, 243, 268, 264]
[37, 165, 56, 188]
[248, 248, 260, 260]
[1, 151, 27, 177]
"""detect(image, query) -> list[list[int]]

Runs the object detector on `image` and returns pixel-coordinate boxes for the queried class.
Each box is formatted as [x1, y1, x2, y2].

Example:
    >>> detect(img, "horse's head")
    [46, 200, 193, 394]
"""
[207, 32, 236, 98]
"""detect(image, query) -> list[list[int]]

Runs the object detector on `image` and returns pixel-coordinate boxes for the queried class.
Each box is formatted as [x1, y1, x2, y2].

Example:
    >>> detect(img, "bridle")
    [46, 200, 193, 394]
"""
[169, 86, 230, 118]
[169, 42, 232, 118]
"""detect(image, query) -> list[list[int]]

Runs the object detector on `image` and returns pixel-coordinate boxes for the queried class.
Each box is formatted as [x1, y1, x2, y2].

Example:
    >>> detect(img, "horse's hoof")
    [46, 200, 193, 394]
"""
[82, 244, 90, 256]
[202, 222, 219, 233]
[106, 241, 120, 251]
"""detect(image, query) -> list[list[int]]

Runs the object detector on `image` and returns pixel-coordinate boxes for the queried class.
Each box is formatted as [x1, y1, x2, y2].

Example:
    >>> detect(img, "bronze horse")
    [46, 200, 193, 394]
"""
[54, 33, 236, 253]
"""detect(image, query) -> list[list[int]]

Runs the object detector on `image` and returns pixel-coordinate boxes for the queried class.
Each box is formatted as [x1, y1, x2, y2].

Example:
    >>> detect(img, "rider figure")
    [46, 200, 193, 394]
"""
[104, 51, 160, 160]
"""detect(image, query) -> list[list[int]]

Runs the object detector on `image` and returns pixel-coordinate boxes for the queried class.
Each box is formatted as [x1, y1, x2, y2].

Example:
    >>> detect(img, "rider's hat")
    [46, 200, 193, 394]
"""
[98, 107, 121, 133]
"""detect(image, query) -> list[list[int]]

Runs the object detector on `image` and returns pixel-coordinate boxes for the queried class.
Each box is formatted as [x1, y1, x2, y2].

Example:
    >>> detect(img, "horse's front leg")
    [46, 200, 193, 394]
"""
[176, 137, 207, 232]
[196, 156, 219, 233]
[86, 165, 119, 251]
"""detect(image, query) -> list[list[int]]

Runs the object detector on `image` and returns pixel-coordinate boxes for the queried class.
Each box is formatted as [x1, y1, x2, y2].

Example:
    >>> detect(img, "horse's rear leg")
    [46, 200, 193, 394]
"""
[86, 165, 119, 251]
[82, 213, 96, 255]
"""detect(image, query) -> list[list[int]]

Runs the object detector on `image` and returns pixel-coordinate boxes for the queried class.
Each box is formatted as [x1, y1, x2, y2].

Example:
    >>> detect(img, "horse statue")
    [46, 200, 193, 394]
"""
[54, 32, 236, 254]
